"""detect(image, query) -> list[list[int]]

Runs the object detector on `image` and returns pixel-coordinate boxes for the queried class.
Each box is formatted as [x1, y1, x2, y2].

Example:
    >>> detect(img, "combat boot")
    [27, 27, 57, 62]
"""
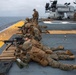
[57, 45, 64, 50]
[16, 58, 28, 69]
[73, 65, 76, 69]
[69, 55, 75, 60]
[45, 50, 53, 54]
[66, 50, 73, 55]
[51, 45, 64, 51]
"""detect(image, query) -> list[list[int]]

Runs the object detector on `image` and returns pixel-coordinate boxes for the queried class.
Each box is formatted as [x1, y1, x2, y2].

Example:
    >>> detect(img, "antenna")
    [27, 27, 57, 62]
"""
[64, 2, 70, 6]
[50, 0, 57, 2]
[67, 3, 70, 5]
[74, 0, 76, 4]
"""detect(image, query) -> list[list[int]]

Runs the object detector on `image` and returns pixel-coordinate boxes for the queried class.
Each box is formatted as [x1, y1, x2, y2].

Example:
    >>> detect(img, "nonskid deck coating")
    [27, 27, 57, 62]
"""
[0, 20, 76, 75]
[39, 21, 76, 30]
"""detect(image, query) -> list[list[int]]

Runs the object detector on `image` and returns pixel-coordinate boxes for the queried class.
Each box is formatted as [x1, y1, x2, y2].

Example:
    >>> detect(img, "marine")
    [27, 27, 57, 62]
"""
[18, 17, 48, 38]
[74, 12, 76, 21]
[24, 22, 42, 41]
[18, 18, 30, 35]
[26, 34, 64, 51]
[32, 9, 39, 26]
[15, 34, 76, 71]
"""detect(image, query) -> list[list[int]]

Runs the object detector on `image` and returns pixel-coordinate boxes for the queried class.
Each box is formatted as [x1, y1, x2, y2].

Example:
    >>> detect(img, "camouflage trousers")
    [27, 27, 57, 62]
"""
[74, 17, 76, 21]
[47, 54, 74, 70]
[33, 18, 38, 25]
[48, 52, 73, 60]
[40, 45, 64, 51]
[34, 44, 74, 60]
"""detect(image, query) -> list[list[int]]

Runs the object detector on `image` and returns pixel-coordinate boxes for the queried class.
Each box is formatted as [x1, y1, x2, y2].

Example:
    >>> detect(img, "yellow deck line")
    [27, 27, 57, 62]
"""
[0, 20, 25, 47]
[48, 30, 76, 34]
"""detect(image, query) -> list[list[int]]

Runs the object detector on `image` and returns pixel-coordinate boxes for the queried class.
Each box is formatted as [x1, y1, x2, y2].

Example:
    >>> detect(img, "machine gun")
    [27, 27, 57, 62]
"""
[18, 26, 25, 31]
[0, 37, 24, 50]
[0, 40, 13, 44]
[18, 26, 24, 29]
[0, 40, 15, 50]
[18, 25, 27, 35]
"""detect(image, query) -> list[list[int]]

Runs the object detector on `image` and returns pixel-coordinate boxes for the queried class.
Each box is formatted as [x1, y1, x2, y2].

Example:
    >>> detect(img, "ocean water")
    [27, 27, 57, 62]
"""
[0, 17, 25, 31]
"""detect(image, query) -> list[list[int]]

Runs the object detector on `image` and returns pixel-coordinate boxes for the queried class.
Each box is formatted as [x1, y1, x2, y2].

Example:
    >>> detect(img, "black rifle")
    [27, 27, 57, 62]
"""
[18, 26, 24, 31]
[18, 26, 24, 29]
[18, 24, 26, 30]
[0, 40, 15, 50]
[18, 26, 27, 35]
[0, 37, 24, 50]
[0, 40, 14, 44]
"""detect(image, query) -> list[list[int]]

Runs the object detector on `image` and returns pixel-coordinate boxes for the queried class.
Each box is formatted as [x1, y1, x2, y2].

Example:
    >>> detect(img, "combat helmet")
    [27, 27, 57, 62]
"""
[26, 18, 29, 22]
[22, 40, 32, 51]
[25, 23, 33, 28]
[33, 9, 36, 11]
[23, 34, 32, 39]
[25, 17, 29, 23]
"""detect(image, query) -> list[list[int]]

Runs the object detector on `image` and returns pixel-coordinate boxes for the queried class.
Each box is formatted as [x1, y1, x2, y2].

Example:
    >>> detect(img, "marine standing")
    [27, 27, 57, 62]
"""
[74, 12, 76, 21]
[32, 9, 39, 26]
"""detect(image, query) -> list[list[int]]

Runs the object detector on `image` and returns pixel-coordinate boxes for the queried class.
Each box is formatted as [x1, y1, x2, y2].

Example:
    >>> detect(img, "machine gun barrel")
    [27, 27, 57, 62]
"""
[18, 25, 25, 29]
[18, 27, 22, 28]
[0, 40, 15, 50]
[0, 40, 14, 44]
[18, 26, 25, 32]
[0, 37, 24, 50]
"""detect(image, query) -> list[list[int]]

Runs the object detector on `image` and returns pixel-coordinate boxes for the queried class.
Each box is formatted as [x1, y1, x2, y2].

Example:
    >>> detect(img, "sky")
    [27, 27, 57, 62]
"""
[0, 0, 75, 17]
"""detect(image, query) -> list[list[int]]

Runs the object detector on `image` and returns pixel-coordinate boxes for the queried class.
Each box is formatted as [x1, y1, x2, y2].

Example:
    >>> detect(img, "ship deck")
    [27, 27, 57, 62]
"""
[0, 20, 76, 75]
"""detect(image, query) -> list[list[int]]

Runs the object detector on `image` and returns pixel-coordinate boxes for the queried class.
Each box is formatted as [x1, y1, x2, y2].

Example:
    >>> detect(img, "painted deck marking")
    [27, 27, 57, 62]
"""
[48, 30, 76, 34]
[43, 21, 76, 24]
[0, 21, 24, 48]
[43, 21, 52, 24]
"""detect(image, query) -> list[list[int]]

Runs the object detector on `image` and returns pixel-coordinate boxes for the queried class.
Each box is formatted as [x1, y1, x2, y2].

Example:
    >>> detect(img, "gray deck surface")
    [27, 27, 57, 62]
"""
[0, 21, 76, 75]
[39, 21, 76, 30]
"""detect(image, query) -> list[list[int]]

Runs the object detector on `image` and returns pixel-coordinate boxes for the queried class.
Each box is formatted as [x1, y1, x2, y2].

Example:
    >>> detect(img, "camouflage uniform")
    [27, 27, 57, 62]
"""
[32, 9, 39, 25]
[31, 38, 64, 51]
[17, 38, 76, 70]
[47, 54, 74, 70]
[74, 13, 76, 21]
[32, 26, 42, 41]
[21, 23, 32, 35]
[16, 40, 32, 68]
[19, 18, 30, 35]
[24, 23, 42, 41]
[31, 38, 75, 60]
[28, 46, 75, 70]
